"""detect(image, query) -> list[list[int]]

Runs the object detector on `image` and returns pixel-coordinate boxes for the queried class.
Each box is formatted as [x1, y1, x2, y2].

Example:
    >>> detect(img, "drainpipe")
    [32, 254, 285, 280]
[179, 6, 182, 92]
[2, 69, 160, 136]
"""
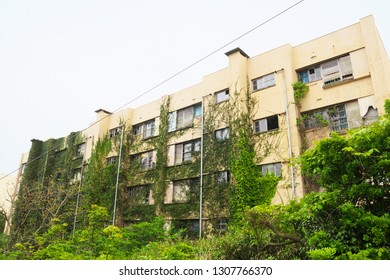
[112, 125, 125, 226]
[199, 93, 211, 238]
[281, 69, 296, 200]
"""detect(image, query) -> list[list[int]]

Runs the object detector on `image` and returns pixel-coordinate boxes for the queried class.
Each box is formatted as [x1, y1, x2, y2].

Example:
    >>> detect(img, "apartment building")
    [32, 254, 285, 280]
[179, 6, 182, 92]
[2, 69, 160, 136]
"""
[11, 15, 390, 235]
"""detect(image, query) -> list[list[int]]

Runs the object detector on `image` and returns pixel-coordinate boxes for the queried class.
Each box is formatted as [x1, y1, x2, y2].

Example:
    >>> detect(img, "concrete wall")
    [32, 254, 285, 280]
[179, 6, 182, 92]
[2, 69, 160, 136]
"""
[15, 15, 390, 210]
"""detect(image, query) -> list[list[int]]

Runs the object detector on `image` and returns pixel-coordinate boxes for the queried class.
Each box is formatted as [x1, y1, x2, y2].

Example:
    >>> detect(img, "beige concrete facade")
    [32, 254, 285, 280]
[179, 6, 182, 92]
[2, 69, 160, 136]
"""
[15, 15, 390, 227]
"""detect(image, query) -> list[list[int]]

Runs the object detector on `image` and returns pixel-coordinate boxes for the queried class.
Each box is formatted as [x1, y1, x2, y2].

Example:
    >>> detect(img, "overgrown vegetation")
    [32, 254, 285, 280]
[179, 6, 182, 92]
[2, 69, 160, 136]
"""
[3, 83, 388, 259]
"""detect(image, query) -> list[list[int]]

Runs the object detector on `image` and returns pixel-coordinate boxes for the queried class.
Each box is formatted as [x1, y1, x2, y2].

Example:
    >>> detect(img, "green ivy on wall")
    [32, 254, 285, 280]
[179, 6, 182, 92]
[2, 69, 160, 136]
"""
[12, 83, 283, 242]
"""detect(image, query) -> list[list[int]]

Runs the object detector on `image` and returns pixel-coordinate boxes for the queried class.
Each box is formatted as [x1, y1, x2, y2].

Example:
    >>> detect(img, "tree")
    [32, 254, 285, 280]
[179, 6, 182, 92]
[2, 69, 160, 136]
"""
[239, 102, 390, 259]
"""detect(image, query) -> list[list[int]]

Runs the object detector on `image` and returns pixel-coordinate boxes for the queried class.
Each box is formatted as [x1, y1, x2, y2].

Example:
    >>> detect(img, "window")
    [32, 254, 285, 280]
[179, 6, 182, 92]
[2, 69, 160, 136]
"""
[215, 89, 229, 103]
[168, 111, 177, 132]
[109, 127, 121, 138]
[141, 151, 155, 170]
[217, 218, 228, 231]
[172, 219, 199, 237]
[133, 119, 155, 139]
[76, 143, 86, 157]
[106, 156, 117, 165]
[260, 162, 282, 177]
[303, 104, 348, 131]
[215, 128, 229, 141]
[131, 151, 156, 170]
[194, 103, 202, 118]
[216, 171, 229, 184]
[254, 115, 279, 133]
[127, 185, 150, 205]
[303, 110, 328, 130]
[168, 103, 201, 132]
[72, 168, 82, 182]
[173, 181, 190, 203]
[298, 55, 353, 86]
[174, 139, 201, 165]
[298, 66, 321, 83]
[329, 104, 348, 131]
[177, 106, 194, 129]
[252, 73, 275, 91]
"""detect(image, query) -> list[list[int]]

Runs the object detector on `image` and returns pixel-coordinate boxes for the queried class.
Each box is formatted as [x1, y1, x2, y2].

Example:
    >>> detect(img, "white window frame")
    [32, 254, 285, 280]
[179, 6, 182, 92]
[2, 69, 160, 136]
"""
[143, 120, 155, 139]
[298, 55, 353, 86]
[140, 151, 155, 170]
[168, 111, 177, 132]
[109, 127, 120, 138]
[133, 119, 155, 139]
[132, 150, 156, 170]
[168, 103, 202, 132]
[298, 66, 322, 83]
[215, 127, 229, 141]
[260, 162, 282, 177]
[215, 89, 229, 103]
[174, 139, 201, 165]
[254, 115, 279, 133]
[252, 73, 275, 91]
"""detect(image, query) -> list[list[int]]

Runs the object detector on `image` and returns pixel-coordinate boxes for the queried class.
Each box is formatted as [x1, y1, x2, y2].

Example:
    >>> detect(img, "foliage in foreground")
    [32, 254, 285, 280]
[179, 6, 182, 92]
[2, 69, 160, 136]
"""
[1, 103, 389, 260]
[196, 109, 390, 260]
[0, 205, 195, 260]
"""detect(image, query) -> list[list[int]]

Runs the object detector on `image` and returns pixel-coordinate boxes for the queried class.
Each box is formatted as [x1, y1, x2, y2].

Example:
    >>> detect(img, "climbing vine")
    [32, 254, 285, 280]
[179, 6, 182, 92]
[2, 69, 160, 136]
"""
[12, 82, 286, 241]
[11, 132, 85, 242]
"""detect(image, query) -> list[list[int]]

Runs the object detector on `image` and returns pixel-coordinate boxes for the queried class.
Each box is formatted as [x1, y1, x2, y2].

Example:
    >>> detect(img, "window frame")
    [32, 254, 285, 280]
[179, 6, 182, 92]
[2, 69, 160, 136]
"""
[174, 139, 201, 165]
[302, 103, 348, 132]
[168, 103, 202, 132]
[215, 127, 229, 141]
[260, 162, 282, 177]
[297, 54, 353, 86]
[106, 156, 118, 165]
[215, 89, 229, 103]
[72, 168, 82, 182]
[217, 218, 228, 232]
[127, 185, 151, 205]
[109, 127, 121, 138]
[76, 142, 86, 157]
[252, 73, 275, 91]
[133, 119, 156, 140]
[303, 110, 328, 130]
[298, 66, 322, 83]
[253, 115, 279, 134]
[216, 170, 229, 184]
[131, 150, 156, 170]
[329, 104, 348, 132]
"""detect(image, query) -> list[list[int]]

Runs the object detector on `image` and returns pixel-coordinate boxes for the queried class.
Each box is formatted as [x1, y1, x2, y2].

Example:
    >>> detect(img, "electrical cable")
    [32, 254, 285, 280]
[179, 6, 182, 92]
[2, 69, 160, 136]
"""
[0, 0, 304, 182]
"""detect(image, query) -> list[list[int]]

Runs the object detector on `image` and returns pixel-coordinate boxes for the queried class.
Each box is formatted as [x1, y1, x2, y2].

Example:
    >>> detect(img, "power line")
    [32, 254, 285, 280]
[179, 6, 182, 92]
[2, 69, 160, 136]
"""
[0, 0, 304, 182]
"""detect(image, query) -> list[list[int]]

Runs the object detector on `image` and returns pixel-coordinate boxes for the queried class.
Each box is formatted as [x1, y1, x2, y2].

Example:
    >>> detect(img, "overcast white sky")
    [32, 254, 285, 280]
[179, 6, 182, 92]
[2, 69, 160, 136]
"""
[0, 0, 389, 177]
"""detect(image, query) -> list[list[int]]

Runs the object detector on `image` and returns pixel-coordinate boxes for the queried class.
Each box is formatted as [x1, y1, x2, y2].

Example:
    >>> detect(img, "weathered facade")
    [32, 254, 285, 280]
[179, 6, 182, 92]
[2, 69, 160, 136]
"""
[10, 15, 390, 235]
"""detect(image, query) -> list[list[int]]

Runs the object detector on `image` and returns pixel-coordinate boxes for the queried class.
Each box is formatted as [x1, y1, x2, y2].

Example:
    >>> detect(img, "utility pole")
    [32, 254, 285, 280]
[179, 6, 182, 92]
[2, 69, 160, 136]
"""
[112, 125, 125, 226]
